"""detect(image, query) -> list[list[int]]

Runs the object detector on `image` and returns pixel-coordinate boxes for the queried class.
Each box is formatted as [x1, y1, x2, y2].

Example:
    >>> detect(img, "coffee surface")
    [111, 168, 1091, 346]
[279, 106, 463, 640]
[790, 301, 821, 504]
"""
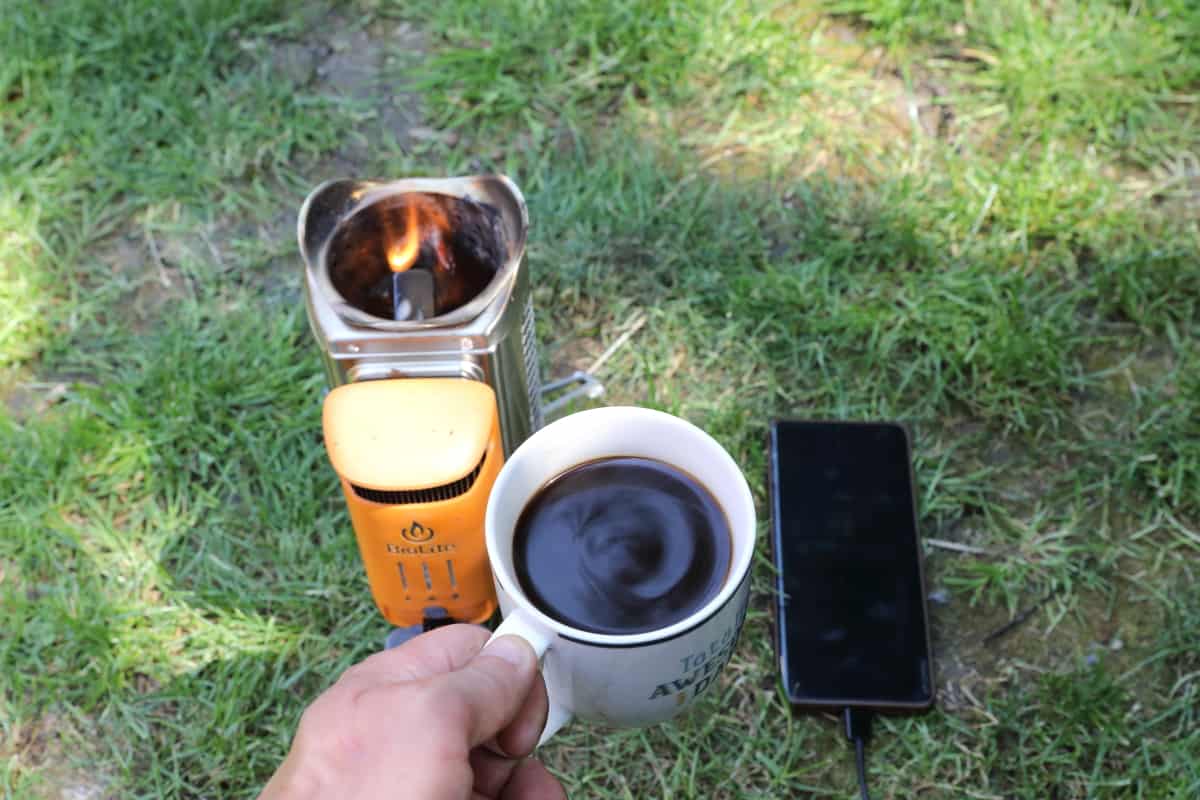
[513, 457, 731, 635]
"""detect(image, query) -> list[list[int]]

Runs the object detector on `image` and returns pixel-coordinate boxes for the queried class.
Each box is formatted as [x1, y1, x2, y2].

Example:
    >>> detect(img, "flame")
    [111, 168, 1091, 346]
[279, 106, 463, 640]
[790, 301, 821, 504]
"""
[387, 201, 421, 272]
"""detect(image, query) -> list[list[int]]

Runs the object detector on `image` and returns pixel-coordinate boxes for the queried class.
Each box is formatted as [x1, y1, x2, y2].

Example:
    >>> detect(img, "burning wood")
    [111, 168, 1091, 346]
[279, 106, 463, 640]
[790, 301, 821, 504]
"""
[386, 201, 421, 273]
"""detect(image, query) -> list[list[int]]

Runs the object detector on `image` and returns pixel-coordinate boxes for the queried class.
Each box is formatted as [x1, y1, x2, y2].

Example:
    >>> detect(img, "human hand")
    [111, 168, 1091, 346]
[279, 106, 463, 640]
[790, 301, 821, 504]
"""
[259, 624, 566, 800]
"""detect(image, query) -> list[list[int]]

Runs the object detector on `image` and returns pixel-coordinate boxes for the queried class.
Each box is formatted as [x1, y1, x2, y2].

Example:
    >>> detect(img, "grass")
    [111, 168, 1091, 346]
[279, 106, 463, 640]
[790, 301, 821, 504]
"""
[2, 0, 1198, 797]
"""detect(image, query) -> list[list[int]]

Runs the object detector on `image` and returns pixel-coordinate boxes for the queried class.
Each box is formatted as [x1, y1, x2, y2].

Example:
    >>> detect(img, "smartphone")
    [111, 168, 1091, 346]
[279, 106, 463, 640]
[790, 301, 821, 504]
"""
[768, 420, 934, 711]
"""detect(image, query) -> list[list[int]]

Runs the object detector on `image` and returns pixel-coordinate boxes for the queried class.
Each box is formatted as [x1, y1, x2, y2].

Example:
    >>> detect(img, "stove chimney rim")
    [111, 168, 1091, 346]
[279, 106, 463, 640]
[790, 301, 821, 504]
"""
[298, 174, 529, 332]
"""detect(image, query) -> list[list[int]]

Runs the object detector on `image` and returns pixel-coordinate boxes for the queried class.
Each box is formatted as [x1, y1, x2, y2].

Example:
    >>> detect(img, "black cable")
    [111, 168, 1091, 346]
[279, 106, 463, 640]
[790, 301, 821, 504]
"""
[843, 708, 874, 800]
[854, 737, 869, 800]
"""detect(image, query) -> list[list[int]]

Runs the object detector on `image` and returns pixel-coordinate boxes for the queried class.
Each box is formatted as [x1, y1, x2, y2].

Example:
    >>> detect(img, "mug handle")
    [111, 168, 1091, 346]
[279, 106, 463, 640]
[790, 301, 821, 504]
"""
[486, 609, 572, 747]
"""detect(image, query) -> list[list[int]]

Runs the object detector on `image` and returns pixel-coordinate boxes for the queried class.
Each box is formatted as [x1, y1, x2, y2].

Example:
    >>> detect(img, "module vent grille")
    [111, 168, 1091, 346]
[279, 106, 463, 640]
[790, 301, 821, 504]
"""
[350, 453, 486, 505]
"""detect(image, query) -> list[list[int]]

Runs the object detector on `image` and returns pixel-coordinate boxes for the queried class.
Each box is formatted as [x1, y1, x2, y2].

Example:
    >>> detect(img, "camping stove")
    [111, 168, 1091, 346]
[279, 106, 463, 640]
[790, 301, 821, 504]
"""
[298, 175, 547, 632]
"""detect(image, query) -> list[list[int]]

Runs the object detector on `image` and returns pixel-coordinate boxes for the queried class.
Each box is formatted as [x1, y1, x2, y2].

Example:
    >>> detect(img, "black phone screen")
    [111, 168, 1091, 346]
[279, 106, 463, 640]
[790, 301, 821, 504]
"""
[769, 420, 933, 708]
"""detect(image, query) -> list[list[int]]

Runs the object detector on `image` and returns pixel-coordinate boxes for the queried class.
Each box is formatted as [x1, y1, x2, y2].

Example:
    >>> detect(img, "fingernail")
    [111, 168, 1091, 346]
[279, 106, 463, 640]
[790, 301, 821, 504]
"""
[483, 635, 529, 668]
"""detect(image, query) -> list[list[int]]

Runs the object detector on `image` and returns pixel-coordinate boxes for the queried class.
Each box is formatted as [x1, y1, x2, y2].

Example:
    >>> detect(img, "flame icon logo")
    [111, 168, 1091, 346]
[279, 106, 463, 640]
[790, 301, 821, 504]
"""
[401, 521, 434, 543]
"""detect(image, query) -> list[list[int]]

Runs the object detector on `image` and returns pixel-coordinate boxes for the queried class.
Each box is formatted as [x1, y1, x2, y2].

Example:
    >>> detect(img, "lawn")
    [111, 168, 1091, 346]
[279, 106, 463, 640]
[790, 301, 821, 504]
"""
[2, 0, 1198, 797]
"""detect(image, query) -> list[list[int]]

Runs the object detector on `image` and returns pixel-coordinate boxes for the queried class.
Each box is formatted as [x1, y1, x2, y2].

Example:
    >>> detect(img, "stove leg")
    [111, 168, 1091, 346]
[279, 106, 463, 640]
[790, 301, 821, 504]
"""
[383, 606, 456, 649]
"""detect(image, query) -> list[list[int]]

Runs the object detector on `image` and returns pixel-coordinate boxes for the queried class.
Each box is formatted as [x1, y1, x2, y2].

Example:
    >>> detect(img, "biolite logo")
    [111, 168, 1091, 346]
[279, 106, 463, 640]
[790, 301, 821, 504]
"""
[387, 520, 454, 556]
[401, 521, 434, 543]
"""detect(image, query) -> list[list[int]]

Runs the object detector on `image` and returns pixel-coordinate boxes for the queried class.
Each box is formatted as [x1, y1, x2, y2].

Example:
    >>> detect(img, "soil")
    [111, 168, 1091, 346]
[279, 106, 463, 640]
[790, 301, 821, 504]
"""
[98, 4, 433, 320]
[5, 5, 433, 421]
[2, 712, 113, 800]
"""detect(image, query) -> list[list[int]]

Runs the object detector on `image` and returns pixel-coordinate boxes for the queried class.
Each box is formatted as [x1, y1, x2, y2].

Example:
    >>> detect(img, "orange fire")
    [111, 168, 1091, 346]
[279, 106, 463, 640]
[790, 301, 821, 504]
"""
[387, 201, 421, 272]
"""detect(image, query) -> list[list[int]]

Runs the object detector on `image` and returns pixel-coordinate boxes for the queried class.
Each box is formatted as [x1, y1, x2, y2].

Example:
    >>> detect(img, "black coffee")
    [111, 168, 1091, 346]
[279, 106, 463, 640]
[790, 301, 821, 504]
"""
[513, 457, 731, 635]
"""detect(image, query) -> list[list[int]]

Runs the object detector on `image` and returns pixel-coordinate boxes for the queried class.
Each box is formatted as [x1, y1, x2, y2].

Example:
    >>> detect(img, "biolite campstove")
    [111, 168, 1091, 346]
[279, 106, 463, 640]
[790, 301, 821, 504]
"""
[298, 175, 596, 642]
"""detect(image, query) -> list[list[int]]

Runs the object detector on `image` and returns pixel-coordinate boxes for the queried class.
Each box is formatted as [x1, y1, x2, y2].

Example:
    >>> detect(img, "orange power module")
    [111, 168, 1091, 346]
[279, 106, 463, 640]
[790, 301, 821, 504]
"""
[323, 378, 502, 627]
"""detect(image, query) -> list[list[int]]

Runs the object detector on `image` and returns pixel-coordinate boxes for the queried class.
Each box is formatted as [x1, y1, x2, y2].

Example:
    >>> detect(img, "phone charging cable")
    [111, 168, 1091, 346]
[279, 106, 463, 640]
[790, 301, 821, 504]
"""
[843, 708, 874, 800]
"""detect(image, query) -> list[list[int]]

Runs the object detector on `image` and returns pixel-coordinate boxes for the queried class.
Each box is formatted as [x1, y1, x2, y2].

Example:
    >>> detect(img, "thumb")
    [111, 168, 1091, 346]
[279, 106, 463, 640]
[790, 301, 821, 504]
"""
[434, 635, 540, 747]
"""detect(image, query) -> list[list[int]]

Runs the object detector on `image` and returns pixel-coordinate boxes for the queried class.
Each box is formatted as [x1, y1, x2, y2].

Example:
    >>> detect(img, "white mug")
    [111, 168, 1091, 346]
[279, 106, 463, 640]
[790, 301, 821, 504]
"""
[484, 406, 756, 744]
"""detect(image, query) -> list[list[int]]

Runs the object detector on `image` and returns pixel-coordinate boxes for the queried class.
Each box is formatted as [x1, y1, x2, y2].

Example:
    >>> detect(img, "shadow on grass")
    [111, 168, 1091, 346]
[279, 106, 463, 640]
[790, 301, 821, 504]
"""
[0, 302, 379, 795]
[118, 647, 341, 799]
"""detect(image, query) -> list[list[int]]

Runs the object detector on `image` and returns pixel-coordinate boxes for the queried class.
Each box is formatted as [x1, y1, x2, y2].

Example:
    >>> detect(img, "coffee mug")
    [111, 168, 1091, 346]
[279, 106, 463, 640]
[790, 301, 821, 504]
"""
[484, 406, 756, 744]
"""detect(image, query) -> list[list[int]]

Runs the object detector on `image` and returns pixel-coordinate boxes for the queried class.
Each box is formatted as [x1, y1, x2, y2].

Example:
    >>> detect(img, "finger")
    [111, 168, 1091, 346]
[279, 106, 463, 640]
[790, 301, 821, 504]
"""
[500, 758, 568, 800]
[338, 624, 490, 687]
[468, 746, 520, 798]
[494, 661, 549, 759]
[435, 634, 540, 746]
